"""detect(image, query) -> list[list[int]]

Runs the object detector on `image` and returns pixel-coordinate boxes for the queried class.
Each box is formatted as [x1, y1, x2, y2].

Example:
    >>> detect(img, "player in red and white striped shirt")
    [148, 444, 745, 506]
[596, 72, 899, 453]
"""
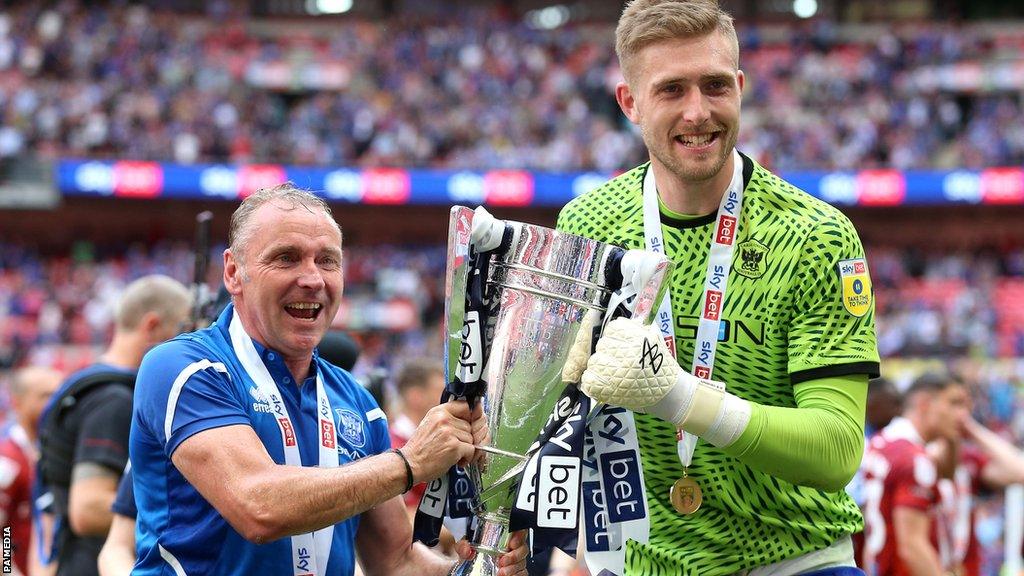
[861, 373, 969, 576]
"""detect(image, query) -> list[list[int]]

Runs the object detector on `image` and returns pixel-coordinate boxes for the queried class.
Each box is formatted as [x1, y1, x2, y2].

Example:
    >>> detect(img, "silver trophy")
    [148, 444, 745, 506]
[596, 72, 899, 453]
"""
[441, 206, 672, 576]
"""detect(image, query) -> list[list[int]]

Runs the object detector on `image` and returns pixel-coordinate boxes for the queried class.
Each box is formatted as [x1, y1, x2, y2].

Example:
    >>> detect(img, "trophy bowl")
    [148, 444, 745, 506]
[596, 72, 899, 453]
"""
[437, 206, 671, 576]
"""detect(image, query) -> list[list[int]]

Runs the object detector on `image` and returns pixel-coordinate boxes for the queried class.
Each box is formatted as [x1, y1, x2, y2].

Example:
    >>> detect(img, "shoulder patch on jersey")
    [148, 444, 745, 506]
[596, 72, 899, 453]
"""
[837, 257, 872, 317]
[735, 239, 769, 279]
[335, 408, 366, 448]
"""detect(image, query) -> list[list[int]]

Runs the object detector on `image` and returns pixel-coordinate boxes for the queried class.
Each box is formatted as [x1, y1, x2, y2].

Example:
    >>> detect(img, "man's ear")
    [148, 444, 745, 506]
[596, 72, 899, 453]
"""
[141, 310, 162, 333]
[616, 81, 641, 125]
[224, 249, 243, 296]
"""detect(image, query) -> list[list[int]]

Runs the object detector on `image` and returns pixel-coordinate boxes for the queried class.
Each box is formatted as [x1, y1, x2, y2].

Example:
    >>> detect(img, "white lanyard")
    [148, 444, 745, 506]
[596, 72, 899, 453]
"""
[641, 149, 744, 469]
[230, 313, 338, 576]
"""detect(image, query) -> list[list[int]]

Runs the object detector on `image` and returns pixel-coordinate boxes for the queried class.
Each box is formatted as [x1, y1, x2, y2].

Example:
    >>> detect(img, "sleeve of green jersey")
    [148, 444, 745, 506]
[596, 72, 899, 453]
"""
[722, 374, 866, 492]
[555, 203, 579, 235]
[787, 211, 880, 383]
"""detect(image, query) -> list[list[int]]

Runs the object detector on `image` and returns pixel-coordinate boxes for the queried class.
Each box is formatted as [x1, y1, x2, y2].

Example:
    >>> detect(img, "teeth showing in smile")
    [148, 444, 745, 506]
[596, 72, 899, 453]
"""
[678, 133, 715, 147]
[285, 302, 322, 319]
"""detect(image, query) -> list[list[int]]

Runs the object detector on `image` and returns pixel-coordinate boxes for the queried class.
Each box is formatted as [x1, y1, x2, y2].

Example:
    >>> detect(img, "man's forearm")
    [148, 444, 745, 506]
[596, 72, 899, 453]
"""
[899, 538, 944, 576]
[966, 418, 1024, 485]
[97, 514, 136, 576]
[69, 462, 119, 536]
[230, 450, 410, 541]
[384, 542, 456, 576]
[720, 375, 867, 491]
[577, 319, 868, 492]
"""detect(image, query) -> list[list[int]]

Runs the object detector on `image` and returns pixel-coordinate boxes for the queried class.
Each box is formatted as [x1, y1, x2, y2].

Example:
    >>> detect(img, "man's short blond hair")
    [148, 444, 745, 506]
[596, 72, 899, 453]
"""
[115, 274, 192, 330]
[615, 0, 739, 82]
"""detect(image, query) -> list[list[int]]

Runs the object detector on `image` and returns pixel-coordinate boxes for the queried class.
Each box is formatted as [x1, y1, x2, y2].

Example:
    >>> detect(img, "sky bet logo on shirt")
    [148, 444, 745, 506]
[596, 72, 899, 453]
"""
[838, 257, 872, 317]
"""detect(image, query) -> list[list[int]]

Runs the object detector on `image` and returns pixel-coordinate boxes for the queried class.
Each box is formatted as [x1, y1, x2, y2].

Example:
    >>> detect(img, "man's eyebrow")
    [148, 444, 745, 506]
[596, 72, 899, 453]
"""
[260, 244, 297, 258]
[652, 72, 734, 90]
[701, 72, 734, 84]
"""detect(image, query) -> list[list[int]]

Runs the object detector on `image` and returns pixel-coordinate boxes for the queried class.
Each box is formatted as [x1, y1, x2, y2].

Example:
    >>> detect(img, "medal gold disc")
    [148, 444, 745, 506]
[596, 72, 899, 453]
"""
[670, 476, 702, 515]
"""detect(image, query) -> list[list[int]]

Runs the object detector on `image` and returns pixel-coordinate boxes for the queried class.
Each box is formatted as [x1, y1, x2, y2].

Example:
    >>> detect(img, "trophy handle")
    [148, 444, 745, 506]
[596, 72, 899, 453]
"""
[443, 206, 475, 387]
[620, 250, 674, 325]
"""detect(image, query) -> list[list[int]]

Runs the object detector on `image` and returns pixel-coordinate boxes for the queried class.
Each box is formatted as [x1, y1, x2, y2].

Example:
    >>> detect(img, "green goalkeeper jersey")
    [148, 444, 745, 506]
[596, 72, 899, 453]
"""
[556, 153, 880, 575]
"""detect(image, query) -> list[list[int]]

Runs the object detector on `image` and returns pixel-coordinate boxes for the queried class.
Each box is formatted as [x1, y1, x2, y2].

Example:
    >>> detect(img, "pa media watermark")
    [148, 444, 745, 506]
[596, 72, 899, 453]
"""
[3, 525, 11, 574]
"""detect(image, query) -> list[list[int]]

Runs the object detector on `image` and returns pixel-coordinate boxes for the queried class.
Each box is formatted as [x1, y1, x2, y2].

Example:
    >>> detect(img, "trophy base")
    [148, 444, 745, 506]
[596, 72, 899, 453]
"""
[449, 512, 509, 576]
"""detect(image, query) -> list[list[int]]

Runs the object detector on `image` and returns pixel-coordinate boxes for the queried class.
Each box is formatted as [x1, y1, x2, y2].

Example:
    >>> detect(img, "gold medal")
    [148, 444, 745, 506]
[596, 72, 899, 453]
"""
[670, 476, 702, 515]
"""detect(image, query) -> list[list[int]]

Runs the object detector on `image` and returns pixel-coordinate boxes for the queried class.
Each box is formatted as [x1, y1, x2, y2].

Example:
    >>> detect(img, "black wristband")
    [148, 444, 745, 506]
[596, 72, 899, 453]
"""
[391, 448, 415, 493]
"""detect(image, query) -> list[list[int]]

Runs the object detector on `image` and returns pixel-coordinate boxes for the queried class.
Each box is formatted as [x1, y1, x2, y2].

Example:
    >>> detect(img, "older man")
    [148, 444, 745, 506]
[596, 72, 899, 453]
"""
[130, 184, 526, 576]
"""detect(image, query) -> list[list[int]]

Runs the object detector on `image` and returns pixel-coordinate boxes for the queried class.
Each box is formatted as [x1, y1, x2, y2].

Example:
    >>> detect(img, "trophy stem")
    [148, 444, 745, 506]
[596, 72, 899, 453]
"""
[448, 510, 510, 576]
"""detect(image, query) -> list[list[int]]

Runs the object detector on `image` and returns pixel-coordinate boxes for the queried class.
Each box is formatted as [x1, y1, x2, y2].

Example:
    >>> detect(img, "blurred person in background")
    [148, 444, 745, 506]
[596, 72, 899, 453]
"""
[36, 275, 192, 576]
[929, 387, 1024, 576]
[388, 358, 446, 515]
[129, 184, 527, 575]
[860, 372, 970, 575]
[850, 377, 903, 567]
[865, 377, 902, 439]
[560, 0, 879, 574]
[0, 366, 62, 575]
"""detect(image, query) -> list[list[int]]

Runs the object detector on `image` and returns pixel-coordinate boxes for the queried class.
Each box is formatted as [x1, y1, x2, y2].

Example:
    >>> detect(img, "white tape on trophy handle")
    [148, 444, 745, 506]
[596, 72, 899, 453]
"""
[470, 206, 505, 252]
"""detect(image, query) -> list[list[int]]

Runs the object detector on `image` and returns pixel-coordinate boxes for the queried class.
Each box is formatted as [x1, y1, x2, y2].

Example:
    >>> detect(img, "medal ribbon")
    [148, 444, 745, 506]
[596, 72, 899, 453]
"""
[229, 312, 338, 576]
[641, 149, 743, 471]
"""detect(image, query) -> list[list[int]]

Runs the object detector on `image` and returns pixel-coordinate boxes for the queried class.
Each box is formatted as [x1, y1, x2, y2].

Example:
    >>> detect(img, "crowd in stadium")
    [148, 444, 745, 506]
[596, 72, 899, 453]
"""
[4, 241, 1024, 366]
[1, 3, 1023, 172]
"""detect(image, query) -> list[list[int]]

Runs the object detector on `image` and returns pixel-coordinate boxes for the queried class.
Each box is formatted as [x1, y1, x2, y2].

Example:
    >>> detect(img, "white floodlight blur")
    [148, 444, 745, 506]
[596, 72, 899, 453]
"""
[526, 5, 571, 30]
[793, 0, 818, 18]
[311, 0, 353, 14]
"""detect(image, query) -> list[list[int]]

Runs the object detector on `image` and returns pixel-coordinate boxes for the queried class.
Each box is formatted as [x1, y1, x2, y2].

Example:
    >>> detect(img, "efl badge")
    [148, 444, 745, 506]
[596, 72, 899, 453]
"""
[838, 258, 872, 317]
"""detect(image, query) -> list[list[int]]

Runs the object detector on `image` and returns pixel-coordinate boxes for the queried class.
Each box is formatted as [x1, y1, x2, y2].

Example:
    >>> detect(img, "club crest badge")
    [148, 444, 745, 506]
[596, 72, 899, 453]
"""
[335, 408, 366, 448]
[837, 257, 872, 317]
[735, 239, 768, 279]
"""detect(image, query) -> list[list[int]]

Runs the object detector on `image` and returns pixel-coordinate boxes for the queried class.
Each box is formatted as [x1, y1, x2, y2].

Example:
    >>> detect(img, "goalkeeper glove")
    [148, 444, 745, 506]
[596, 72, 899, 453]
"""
[580, 317, 751, 447]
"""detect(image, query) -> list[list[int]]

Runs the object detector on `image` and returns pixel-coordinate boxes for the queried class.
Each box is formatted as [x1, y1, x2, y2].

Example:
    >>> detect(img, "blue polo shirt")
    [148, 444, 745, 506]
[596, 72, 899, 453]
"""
[130, 304, 389, 575]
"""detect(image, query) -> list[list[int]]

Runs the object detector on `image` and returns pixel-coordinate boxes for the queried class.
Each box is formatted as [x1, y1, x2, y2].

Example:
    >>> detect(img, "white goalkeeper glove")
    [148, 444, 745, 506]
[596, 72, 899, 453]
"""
[561, 309, 600, 384]
[579, 317, 751, 447]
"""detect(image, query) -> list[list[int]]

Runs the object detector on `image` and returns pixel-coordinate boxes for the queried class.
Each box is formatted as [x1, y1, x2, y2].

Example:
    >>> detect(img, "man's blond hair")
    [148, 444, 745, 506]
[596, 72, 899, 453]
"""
[615, 0, 739, 82]
[115, 274, 192, 330]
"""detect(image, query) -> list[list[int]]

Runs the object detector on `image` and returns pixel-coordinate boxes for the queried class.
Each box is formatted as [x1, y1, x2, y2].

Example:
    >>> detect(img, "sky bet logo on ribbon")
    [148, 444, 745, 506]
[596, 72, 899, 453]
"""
[703, 290, 723, 321]
[279, 418, 297, 447]
[838, 257, 872, 317]
[715, 215, 737, 245]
